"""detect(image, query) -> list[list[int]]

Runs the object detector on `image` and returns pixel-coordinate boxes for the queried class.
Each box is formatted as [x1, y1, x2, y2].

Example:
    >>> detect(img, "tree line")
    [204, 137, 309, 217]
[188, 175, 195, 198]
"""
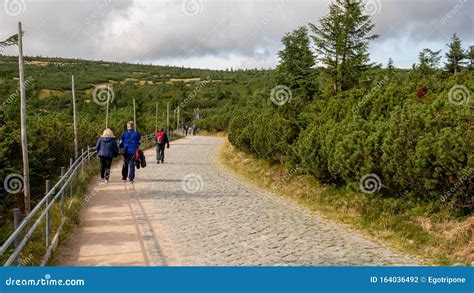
[198, 0, 473, 216]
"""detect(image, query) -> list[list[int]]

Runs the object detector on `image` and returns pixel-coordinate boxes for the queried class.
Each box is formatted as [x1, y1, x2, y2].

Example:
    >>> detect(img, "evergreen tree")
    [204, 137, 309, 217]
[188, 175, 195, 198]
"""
[444, 33, 467, 74]
[0, 33, 19, 48]
[418, 48, 442, 75]
[387, 57, 395, 76]
[468, 45, 474, 70]
[387, 58, 394, 70]
[309, 0, 378, 92]
[276, 26, 318, 99]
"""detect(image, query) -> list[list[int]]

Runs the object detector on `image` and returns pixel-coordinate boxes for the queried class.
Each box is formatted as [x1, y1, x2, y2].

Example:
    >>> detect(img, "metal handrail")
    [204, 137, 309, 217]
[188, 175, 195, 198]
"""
[1, 134, 156, 266]
[3, 151, 92, 266]
[0, 149, 89, 256]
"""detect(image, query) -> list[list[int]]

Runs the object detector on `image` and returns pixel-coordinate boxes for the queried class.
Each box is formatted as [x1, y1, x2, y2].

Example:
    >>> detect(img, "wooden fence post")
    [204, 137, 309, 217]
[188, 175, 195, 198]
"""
[72, 75, 78, 160]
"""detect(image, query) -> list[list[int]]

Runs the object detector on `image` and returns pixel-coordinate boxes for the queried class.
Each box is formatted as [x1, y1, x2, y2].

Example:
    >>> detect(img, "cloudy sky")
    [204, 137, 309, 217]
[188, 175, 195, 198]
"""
[0, 0, 473, 69]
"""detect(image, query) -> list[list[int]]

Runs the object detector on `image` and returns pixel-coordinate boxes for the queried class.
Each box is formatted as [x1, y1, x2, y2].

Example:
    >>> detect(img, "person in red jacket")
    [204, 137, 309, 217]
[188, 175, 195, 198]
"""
[155, 128, 170, 164]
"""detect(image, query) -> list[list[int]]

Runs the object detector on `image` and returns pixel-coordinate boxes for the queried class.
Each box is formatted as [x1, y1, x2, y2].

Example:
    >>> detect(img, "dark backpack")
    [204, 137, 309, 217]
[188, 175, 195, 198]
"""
[156, 131, 165, 144]
[134, 149, 146, 169]
[140, 153, 146, 168]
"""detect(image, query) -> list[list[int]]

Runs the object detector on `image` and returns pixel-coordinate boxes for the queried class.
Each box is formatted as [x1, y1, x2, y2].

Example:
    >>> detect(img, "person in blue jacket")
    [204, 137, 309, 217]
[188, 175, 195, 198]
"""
[95, 128, 119, 183]
[119, 121, 141, 182]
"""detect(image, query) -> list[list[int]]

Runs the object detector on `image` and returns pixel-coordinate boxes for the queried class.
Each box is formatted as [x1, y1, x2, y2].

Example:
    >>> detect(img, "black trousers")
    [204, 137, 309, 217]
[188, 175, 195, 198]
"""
[99, 156, 113, 180]
[156, 144, 165, 162]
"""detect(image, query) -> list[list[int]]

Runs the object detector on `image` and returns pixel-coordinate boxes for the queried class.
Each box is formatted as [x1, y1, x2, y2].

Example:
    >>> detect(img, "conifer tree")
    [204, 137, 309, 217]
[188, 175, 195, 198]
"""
[0, 33, 19, 48]
[418, 48, 441, 75]
[468, 45, 474, 70]
[444, 33, 467, 74]
[309, 0, 378, 92]
[276, 26, 318, 99]
[387, 58, 394, 70]
[386, 57, 395, 76]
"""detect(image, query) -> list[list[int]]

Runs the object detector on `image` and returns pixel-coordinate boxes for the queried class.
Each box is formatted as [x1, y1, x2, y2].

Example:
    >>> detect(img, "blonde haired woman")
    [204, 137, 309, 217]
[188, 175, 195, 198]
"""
[95, 128, 119, 183]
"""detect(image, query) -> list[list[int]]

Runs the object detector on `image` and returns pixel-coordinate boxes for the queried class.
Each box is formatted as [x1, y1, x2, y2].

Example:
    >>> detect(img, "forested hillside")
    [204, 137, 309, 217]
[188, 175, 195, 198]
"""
[0, 54, 274, 222]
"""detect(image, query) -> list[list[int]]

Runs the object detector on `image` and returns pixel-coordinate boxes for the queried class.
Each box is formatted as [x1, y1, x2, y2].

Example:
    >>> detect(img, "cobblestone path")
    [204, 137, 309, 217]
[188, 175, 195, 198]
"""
[60, 136, 417, 266]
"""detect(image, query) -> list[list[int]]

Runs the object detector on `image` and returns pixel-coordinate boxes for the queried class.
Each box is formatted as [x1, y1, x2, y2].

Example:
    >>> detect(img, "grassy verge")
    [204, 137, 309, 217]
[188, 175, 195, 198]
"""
[218, 138, 473, 266]
[197, 130, 226, 137]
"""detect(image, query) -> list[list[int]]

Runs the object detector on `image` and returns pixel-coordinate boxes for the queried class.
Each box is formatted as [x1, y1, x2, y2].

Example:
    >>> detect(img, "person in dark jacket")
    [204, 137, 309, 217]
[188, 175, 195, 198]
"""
[95, 128, 119, 183]
[155, 127, 170, 164]
[183, 123, 189, 136]
[119, 121, 141, 182]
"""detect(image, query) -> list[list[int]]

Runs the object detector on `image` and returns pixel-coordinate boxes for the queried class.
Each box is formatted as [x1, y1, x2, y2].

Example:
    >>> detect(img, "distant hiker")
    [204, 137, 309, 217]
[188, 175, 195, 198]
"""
[183, 123, 189, 136]
[95, 128, 119, 183]
[155, 127, 170, 164]
[119, 121, 141, 183]
[192, 124, 197, 136]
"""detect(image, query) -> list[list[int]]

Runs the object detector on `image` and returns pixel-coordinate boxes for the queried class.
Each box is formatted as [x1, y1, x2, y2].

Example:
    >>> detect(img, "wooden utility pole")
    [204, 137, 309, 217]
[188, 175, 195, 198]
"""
[72, 75, 78, 160]
[176, 108, 180, 133]
[155, 102, 158, 133]
[166, 102, 169, 135]
[18, 22, 30, 213]
[133, 98, 136, 131]
[105, 84, 110, 129]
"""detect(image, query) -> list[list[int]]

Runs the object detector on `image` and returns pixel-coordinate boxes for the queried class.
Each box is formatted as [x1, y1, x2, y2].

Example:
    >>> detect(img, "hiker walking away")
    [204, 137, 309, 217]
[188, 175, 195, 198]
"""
[192, 124, 197, 136]
[95, 128, 119, 183]
[120, 121, 140, 182]
[155, 127, 170, 164]
[183, 123, 189, 136]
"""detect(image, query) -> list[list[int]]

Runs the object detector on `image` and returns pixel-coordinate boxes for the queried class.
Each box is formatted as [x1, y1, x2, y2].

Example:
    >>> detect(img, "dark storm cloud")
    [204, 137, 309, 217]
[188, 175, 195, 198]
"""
[0, 0, 472, 69]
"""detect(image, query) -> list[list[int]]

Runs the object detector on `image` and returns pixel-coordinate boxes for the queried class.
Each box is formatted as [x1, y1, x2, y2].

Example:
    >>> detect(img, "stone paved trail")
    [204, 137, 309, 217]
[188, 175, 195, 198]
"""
[59, 136, 418, 266]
